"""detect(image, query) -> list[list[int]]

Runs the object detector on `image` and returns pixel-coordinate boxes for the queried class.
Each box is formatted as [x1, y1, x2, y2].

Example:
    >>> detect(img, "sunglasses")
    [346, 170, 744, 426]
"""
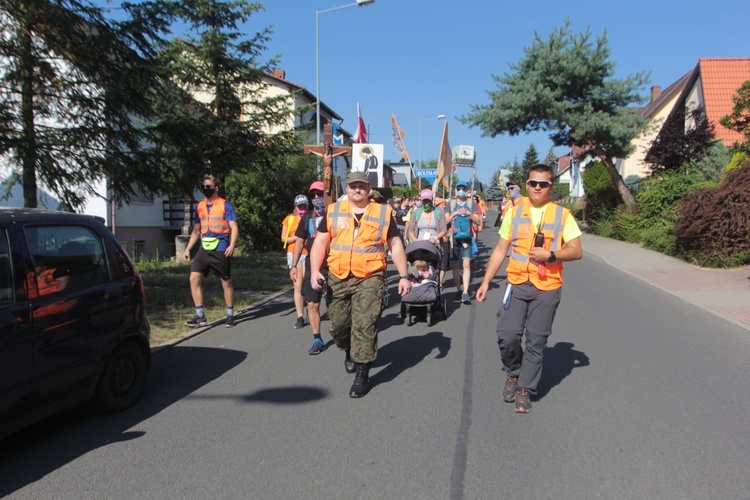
[309, 190, 323, 197]
[202, 185, 215, 189]
[526, 180, 552, 189]
[348, 183, 369, 191]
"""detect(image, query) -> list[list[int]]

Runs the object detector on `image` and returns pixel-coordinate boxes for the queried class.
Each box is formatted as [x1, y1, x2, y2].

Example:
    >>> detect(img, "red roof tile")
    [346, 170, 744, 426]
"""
[699, 58, 750, 145]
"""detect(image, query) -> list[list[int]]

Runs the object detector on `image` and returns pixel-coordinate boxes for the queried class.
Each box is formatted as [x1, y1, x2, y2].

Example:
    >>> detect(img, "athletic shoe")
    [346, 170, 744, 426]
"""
[225, 316, 236, 328]
[308, 338, 326, 355]
[185, 314, 207, 327]
[294, 316, 306, 329]
[503, 376, 518, 402]
[515, 389, 532, 413]
[462, 292, 471, 304]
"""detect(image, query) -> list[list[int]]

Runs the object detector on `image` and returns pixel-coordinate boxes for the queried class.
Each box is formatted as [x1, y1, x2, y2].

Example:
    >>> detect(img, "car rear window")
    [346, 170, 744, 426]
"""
[0, 229, 11, 305]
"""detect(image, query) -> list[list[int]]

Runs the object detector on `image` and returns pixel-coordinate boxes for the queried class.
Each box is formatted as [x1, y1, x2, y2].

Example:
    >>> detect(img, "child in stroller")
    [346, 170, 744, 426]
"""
[400, 240, 447, 326]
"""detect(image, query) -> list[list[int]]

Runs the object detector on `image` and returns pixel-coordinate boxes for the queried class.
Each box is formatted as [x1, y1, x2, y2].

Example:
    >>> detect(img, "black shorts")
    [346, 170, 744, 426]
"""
[191, 247, 231, 280]
[302, 258, 327, 304]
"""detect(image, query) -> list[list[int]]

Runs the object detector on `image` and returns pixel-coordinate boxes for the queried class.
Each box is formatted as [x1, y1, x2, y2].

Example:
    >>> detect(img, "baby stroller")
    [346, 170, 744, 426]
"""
[400, 240, 447, 326]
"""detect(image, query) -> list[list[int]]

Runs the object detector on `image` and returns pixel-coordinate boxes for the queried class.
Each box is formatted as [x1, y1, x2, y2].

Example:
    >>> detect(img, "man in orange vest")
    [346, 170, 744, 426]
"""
[183, 174, 239, 328]
[310, 171, 411, 398]
[477, 164, 582, 414]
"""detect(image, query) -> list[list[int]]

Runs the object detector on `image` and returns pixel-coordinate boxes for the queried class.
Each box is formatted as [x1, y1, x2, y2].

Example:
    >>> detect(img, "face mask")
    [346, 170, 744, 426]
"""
[202, 186, 216, 198]
[422, 205, 433, 213]
[297, 209, 307, 217]
[415, 201, 422, 208]
[509, 187, 521, 200]
[311, 197, 325, 213]
[456, 189, 467, 198]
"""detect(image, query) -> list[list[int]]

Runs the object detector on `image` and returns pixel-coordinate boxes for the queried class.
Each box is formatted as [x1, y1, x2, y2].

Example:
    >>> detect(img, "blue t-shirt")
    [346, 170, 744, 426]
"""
[194, 200, 237, 252]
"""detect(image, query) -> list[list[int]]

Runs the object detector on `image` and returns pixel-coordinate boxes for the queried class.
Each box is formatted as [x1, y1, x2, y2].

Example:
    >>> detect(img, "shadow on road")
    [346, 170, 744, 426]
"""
[0, 346, 247, 496]
[536, 341, 590, 400]
[370, 331, 452, 388]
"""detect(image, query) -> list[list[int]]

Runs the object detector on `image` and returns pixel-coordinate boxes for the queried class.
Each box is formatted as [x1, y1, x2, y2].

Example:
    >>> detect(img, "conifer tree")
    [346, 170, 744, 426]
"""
[462, 20, 649, 208]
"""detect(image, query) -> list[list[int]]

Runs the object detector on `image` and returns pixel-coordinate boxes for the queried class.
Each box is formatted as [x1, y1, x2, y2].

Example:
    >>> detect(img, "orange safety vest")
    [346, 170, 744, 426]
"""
[197, 198, 230, 235]
[506, 201, 570, 291]
[326, 199, 391, 279]
[36, 268, 60, 296]
[282, 213, 307, 254]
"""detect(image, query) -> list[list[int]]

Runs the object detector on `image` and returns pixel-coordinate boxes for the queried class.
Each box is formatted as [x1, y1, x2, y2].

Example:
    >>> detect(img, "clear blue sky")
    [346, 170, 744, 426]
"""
[100, 0, 749, 185]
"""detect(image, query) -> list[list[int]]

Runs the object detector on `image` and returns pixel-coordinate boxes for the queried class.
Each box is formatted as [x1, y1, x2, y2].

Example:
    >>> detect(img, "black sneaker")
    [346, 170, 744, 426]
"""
[225, 316, 235, 328]
[185, 314, 207, 327]
[502, 376, 518, 402]
[293, 316, 306, 329]
[307, 338, 326, 355]
[515, 388, 532, 413]
[462, 292, 471, 304]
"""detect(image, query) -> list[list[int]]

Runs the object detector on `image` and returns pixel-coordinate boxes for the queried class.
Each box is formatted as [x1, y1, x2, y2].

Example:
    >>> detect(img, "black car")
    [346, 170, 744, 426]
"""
[0, 208, 151, 439]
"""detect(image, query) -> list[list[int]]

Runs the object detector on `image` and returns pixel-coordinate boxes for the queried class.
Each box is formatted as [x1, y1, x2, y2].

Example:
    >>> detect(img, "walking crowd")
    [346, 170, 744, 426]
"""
[183, 165, 582, 411]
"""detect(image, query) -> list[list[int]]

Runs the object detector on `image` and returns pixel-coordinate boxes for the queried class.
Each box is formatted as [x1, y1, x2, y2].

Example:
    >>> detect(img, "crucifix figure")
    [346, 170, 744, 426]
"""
[304, 123, 351, 207]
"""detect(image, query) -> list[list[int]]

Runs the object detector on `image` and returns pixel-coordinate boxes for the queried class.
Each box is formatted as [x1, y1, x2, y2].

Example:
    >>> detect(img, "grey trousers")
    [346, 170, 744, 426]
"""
[496, 281, 562, 393]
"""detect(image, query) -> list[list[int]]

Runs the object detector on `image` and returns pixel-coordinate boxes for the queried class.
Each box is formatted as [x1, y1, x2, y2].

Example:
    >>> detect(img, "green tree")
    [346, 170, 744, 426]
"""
[0, 0, 169, 209]
[506, 157, 524, 185]
[462, 19, 649, 208]
[520, 143, 539, 177]
[543, 148, 557, 169]
[228, 152, 316, 251]
[486, 168, 504, 200]
[147, 0, 298, 203]
[720, 80, 750, 154]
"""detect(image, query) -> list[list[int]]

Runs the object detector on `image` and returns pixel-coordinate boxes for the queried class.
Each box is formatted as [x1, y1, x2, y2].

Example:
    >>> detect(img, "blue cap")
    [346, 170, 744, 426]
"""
[456, 180, 468, 188]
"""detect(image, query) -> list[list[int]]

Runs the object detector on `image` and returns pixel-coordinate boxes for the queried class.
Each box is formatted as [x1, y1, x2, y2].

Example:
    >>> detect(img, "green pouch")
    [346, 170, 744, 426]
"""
[201, 237, 220, 251]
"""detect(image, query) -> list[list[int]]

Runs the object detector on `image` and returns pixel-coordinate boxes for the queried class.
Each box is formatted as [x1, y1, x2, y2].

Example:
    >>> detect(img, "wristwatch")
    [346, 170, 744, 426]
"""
[548, 251, 557, 263]
[399, 275, 410, 280]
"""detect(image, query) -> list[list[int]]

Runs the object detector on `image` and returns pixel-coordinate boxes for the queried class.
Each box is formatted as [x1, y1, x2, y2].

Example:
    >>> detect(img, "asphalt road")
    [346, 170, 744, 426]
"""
[2, 218, 750, 499]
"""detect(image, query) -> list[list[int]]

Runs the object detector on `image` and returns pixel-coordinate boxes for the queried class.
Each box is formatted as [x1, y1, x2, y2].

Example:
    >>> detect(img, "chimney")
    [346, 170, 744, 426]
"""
[650, 85, 662, 103]
[271, 69, 286, 80]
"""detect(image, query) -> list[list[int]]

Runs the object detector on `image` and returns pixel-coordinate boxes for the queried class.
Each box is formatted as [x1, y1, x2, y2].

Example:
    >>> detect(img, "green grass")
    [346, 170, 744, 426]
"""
[136, 252, 290, 345]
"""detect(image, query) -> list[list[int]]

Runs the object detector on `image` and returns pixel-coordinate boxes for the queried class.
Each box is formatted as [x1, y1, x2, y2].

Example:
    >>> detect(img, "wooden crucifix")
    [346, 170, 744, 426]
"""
[304, 123, 350, 208]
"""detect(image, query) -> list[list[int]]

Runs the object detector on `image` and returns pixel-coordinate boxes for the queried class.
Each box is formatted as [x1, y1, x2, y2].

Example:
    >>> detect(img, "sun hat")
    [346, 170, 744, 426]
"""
[456, 180, 468, 188]
[309, 180, 325, 192]
[294, 194, 309, 206]
[435, 197, 447, 206]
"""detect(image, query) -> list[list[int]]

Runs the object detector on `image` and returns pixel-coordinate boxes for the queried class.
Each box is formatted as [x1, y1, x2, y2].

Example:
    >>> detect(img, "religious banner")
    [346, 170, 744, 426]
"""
[433, 120, 452, 192]
[352, 143, 384, 187]
[391, 113, 410, 162]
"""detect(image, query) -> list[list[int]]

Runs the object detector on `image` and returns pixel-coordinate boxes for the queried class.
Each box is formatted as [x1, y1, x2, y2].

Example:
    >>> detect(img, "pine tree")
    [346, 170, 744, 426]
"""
[0, 0, 170, 209]
[486, 168, 503, 200]
[462, 19, 649, 208]
[147, 0, 299, 201]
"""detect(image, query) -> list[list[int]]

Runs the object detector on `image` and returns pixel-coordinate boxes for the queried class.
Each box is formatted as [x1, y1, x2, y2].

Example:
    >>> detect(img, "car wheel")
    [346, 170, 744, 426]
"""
[95, 342, 147, 413]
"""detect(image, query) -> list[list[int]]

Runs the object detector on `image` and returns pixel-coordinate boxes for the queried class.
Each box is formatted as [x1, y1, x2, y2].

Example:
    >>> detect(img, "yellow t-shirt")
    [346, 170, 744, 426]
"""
[499, 202, 582, 243]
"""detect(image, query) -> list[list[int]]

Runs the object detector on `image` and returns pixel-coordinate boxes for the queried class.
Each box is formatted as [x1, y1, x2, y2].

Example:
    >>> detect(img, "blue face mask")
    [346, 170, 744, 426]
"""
[456, 189, 467, 198]
[311, 197, 325, 213]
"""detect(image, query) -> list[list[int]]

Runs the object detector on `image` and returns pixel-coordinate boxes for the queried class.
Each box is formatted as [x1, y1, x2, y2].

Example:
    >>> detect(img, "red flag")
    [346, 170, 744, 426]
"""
[354, 103, 368, 143]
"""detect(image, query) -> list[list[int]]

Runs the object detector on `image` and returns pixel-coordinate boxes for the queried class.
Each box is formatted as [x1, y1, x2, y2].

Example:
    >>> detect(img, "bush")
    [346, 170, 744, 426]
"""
[641, 219, 679, 256]
[636, 171, 701, 222]
[582, 160, 620, 222]
[612, 205, 642, 243]
[673, 165, 750, 267]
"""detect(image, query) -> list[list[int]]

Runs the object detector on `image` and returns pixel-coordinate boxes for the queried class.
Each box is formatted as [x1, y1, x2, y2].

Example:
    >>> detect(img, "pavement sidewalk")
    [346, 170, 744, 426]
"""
[580, 233, 750, 332]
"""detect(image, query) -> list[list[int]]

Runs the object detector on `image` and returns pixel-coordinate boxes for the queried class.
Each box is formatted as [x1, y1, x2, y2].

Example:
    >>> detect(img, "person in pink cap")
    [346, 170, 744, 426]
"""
[290, 180, 330, 354]
[408, 189, 447, 246]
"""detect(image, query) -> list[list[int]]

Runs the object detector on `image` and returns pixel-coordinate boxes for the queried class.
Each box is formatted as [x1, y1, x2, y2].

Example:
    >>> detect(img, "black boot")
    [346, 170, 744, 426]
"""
[349, 363, 370, 398]
[344, 350, 356, 374]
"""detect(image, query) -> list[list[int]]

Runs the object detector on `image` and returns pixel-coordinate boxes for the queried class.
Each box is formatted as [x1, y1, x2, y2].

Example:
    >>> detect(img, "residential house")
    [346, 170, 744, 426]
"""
[653, 58, 750, 149]
[616, 73, 692, 179]
[555, 144, 594, 198]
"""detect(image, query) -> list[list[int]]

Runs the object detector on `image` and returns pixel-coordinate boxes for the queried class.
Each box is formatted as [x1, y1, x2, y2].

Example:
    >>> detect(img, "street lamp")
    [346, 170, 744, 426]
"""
[315, 0, 375, 148]
[419, 114, 446, 170]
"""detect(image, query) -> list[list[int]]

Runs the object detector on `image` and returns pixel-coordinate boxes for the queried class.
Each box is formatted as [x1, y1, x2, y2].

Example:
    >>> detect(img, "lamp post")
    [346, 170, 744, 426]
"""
[316, 0, 375, 148]
[419, 114, 446, 171]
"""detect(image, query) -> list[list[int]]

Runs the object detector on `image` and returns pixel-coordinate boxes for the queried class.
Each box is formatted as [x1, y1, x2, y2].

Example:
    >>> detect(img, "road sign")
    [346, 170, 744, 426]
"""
[415, 169, 437, 177]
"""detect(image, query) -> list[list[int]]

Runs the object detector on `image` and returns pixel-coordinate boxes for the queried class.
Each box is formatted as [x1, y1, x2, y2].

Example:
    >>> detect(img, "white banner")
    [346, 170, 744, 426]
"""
[352, 144, 384, 187]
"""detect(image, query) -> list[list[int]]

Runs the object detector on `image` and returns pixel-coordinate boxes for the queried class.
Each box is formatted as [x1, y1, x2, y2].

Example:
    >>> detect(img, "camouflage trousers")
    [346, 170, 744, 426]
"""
[327, 272, 385, 364]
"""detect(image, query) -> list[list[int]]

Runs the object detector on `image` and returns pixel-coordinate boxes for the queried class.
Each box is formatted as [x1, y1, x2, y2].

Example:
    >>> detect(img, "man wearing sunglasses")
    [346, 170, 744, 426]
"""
[183, 174, 239, 328]
[477, 164, 582, 414]
[309, 171, 411, 398]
